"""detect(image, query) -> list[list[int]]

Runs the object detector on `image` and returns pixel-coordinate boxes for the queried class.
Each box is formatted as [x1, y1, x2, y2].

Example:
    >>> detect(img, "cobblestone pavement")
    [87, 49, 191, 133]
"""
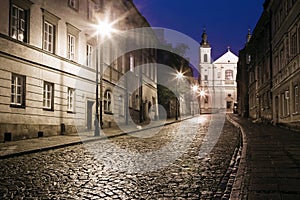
[228, 114, 300, 200]
[0, 115, 240, 199]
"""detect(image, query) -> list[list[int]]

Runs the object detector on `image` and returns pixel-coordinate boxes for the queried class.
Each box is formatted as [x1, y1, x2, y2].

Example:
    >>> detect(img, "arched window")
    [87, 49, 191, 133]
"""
[204, 54, 208, 62]
[104, 90, 112, 112]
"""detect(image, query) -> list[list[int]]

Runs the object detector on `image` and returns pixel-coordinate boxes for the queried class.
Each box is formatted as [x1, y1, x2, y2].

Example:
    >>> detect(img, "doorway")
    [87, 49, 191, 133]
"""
[87, 100, 94, 130]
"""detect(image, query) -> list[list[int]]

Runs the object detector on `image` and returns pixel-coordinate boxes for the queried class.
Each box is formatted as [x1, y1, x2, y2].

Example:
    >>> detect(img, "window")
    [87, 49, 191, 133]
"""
[204, 54, 208, 62]
[43, 21, 54, 52]
[135, 94, 139, 109]
[43, 82, 54, 110]
[225, 70, 233, 80]
[286, 90, 290, 116]
[104, 90, 112, 113]
[281, 93, 285, 116]
[11, 74, 25, 107]
[67, 34, 75, 60]
[42, 9, 59, 53]
[290, 31, 297, 58]
[10, 1, 31, 43]
[130, 54, 134, 72]
[246, 54, 251, 64]
[204, 75, 208, 81]
[87, 0, 95, 20]
[67, 88, 75, 112]
[294, 86, 299, 113]
[217, 70, 221, 79]
[68, 0, 78, 10]
[86, 44, 92, 67]
[66, 23, 80, 61]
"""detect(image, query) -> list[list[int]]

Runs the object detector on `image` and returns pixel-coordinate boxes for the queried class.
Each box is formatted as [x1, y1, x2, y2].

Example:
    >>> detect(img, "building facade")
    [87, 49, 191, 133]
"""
[199, 30, 238, 113]
[0, 0, 158, 141]
[237, 0, 300, 130]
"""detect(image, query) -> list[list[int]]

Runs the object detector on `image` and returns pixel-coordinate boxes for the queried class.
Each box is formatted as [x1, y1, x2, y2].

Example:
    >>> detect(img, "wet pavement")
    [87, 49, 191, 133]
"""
[0, 115, 241, 199]
[228, 114, 300, 200]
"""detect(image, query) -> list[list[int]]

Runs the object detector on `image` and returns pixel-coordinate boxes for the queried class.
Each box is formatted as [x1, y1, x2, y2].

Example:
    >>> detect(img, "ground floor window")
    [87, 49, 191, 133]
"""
[43, 81, 54, 110]
[67, 87, 75, 112]
[11, 73, 26, 107]
[294, 85, 299, 113]
[104, 90, 112, 113]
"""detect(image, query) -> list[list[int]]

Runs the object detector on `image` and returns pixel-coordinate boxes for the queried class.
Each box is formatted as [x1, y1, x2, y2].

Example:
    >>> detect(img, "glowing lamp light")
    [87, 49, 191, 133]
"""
[176, 72, 184, 80]
[199, 90, 206, 97]
[192, 85, 198, 92]
[97, 20, 114, 37]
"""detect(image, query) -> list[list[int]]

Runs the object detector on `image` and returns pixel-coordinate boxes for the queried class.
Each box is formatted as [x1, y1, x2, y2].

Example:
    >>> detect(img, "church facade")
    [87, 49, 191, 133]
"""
[199, 30, 238, 113]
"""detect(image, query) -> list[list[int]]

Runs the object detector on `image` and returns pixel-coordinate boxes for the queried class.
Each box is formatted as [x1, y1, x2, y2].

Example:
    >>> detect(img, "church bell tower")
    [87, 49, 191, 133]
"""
[199, 29, 212, 85]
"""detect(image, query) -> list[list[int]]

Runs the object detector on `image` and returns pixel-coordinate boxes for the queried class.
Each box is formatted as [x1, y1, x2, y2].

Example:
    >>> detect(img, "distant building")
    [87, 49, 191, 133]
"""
[199, 30, 238, 113]
[237, 0, 300, 130]
[0, 0, 158, 141]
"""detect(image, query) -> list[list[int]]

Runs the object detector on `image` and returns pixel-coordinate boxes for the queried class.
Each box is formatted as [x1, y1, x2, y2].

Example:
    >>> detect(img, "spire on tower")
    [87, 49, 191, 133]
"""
[200, 28, 210, 47]
[246, 28, 252, 43]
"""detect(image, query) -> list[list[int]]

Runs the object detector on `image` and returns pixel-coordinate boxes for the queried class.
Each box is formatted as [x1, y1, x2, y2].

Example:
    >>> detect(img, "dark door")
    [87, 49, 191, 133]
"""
[87, 100, 94, 130]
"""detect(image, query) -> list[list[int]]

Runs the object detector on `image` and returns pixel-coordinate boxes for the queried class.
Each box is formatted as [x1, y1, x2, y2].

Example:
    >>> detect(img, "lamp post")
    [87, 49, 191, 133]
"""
[175, 72, 183, 120]
[94, 20, 113, 136]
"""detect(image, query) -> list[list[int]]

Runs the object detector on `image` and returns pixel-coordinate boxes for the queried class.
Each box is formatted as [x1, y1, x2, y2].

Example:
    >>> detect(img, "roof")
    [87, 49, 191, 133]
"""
[213, 50, 238, 64]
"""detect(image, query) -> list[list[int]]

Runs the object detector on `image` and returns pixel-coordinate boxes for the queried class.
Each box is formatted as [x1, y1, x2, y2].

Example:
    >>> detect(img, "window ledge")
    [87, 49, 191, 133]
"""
[43, 108, 54, 111]
[10, 104, 25, 109]
[104, 111, 113, 115]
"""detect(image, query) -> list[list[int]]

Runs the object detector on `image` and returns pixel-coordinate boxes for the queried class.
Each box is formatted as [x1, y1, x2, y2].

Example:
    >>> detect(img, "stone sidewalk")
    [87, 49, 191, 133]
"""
[228, 114, 300, 200]
[0, 117, 191, 159]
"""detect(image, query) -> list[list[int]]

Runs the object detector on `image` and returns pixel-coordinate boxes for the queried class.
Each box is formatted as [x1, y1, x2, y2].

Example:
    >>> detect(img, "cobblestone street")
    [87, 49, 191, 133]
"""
[0, 115, 240, 199]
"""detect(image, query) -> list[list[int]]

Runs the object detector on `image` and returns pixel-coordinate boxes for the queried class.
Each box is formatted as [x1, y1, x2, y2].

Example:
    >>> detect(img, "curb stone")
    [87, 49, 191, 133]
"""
[226, 114, 248, 200]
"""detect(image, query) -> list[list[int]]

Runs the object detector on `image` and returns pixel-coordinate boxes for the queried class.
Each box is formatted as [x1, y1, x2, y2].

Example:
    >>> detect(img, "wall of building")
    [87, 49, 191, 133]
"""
[0, 0, 158, 141]
[237, 0, 300, 130]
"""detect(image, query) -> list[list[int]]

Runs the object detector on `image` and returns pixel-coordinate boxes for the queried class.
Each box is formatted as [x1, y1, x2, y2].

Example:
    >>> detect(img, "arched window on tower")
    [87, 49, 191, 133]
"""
[204, 54, 208, 62]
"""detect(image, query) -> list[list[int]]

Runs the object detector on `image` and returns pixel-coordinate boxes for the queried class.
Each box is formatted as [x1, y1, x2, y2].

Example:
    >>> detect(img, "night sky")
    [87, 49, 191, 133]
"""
[133, 0, 264, 60]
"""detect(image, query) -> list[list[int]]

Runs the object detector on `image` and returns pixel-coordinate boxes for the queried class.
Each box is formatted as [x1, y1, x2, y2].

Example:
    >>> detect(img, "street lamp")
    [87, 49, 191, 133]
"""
[94, 20, 114, 136]
[192, 85, 198, 116]
[175, 72, 184, 120]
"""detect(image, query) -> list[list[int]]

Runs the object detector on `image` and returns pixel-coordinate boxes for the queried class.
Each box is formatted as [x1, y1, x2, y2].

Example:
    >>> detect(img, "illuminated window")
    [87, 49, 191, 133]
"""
[295, 86, 299, 113]
[130, 54, 134, 72]
[10, 4, 28, 42]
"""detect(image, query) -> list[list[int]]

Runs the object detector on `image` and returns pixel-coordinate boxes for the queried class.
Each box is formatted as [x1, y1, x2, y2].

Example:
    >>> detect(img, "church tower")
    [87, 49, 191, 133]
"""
[199, 29, 212, 86]
[199, 29, 213, 113]
[199, 29, 211, 64]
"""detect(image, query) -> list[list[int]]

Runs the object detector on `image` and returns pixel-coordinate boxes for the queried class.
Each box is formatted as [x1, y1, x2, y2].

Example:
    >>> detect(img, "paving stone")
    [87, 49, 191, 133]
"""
[0, 115, 240, 199]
